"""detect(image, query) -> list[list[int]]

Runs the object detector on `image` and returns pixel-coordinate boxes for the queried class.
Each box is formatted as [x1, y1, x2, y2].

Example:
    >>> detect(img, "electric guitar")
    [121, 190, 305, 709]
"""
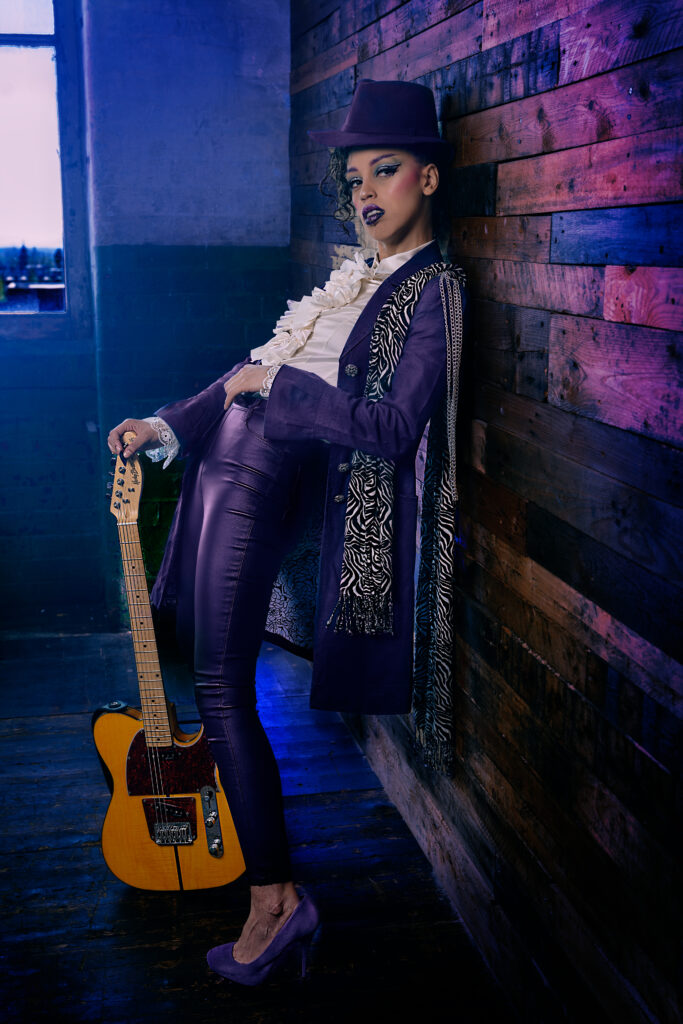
[92, 433, 245, 890]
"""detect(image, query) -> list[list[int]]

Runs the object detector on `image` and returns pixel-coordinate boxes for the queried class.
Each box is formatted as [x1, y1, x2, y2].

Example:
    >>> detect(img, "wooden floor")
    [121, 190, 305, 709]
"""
[0, 630, 512, 1023]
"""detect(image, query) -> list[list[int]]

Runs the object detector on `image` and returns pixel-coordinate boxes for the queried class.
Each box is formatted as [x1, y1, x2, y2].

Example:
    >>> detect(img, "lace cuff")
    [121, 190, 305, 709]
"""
[143, 416, 180, 469]
[259, 364, 281, 398]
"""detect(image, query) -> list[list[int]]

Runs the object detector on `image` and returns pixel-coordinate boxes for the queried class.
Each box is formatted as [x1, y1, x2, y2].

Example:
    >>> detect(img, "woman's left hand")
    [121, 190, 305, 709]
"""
[223, 364, 269, 409]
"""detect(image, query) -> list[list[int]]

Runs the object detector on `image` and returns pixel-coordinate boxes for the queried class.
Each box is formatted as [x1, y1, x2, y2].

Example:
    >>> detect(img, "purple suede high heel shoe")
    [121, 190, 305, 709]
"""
[206, 890, 320, 986]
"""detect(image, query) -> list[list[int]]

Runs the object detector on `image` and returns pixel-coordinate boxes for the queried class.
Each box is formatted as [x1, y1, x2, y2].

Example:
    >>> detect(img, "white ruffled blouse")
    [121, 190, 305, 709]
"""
[146, 239, 433, 467]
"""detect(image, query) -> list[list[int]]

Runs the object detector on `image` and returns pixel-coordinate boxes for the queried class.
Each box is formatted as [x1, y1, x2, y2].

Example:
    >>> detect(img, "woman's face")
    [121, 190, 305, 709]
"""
[344, 148, 438, 258]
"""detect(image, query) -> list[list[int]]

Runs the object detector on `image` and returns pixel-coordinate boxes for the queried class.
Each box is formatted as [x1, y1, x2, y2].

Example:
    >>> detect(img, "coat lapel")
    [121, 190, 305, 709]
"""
[339, 240, 443, 359]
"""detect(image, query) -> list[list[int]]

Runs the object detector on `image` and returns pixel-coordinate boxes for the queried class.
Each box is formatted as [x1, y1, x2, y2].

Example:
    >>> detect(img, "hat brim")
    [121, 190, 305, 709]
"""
[308, 128, 452, 158]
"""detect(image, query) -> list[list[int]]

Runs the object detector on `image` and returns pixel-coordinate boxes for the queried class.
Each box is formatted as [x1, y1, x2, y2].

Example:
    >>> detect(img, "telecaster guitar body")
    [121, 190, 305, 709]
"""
[95, 435, 245, 890]
[93, 703, 244, 891]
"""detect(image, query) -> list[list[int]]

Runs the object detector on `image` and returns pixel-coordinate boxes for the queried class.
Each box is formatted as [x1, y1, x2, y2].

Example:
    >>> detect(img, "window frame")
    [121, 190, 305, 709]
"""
[0, 0, 92, 339]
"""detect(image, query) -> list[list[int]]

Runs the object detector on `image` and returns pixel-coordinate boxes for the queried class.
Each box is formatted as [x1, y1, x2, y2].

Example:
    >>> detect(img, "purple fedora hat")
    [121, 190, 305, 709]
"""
[309, 79, 451, 156]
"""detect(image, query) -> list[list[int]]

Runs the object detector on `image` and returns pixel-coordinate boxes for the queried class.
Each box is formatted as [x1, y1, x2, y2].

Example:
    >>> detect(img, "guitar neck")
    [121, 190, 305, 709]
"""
[118, 521, 173, 747]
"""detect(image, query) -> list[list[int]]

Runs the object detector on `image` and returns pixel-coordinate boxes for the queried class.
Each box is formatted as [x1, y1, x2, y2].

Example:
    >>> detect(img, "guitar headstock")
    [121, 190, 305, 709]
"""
[108, 431, 143, 524]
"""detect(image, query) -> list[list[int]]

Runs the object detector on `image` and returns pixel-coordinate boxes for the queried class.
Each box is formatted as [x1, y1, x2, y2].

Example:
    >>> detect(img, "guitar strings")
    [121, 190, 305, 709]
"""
[119, 520, 170, 833]
[120, 522, 168, 829]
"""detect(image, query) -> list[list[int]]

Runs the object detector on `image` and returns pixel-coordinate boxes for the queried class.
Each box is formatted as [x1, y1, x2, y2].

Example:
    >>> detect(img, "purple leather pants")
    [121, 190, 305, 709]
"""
[175, 397, 325, 884]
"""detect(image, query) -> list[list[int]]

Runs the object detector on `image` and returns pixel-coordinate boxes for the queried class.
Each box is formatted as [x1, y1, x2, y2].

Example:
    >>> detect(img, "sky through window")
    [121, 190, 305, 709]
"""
[0, 0, 54, 35]
[0, 45, 63, 249]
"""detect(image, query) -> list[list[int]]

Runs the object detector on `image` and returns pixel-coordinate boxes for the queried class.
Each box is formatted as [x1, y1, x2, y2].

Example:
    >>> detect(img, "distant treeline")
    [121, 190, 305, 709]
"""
[0, 247, 62, 265]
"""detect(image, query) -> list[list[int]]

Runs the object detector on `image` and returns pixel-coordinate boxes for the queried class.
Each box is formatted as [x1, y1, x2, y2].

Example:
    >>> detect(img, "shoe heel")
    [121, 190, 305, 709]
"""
[298, 933, 315, 980]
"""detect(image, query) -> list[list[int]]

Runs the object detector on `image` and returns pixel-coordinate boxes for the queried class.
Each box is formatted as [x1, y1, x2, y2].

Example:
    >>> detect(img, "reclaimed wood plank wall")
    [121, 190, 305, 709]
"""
[289, 2, 682, 1022]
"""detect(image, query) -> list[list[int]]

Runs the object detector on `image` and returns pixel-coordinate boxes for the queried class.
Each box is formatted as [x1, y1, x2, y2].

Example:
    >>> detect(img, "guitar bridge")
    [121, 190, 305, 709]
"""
[142, 796, 197, 845]
[154, 821, 193, 846]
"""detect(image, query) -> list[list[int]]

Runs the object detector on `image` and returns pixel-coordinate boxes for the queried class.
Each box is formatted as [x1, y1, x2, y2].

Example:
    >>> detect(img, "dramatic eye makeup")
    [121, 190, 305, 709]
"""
[345, 161, 402, 190]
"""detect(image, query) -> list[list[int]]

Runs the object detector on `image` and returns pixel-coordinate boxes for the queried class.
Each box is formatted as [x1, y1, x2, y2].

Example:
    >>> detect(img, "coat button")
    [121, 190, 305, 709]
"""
[344, 364, 358, 377]
[333, 494, 345, 503]
[337, 462, 350, 473]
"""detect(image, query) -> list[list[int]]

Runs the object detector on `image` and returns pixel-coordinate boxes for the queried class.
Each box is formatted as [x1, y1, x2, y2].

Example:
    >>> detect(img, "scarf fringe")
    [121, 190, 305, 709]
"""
[326, 592, 394, 635]
[414, 726, 455, 773]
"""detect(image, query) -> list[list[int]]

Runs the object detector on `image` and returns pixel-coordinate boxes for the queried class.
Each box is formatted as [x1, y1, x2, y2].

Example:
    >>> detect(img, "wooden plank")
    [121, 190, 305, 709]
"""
[450, 164, 498, 217]
[460, 465, 527, 552]
[291, 212, 359, 245]
[294, 0, 419, 69]
[357, 1, 483, 81]
[451, 215, 551, 262]
[461, 257, 604, 315]
[290, 236, 359, 270]
[453, 632, 676, 877]
[460, 533, 590, 689]
[603, 266, 683, 331]
[423, 23, 559, 120]
[560, 0, 683, 85]
[289, 261, 329, 298]
[451, 647, 679, 1000]
[463, 518, 683, 715]
[482, 424, 681, 583]
[291, 148, 331, 186]
[470, 299, 549, 400]
[454, 50, 683, 166]
[497, 126, 682, 215]
[482, 0, 594, 50]
[346, 711, 578, 1023]
[355, 654, 678, 1022]
[292, 103, 352, 157]
[473, 382, 683, 506]
[547, 314, 683, 445]
[550, 204, 683, 267]
[290, 66, 356, 123]
[292, 183, 340, 218]
[292, 0, 474, 93]
[526, 502, 683, 663]
[291, 0, 340, 40]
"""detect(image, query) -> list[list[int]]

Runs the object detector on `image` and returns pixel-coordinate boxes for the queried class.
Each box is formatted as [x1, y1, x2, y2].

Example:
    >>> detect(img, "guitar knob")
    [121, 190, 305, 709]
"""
[209, 838, 223, 854]
[205, 811, 217, 826]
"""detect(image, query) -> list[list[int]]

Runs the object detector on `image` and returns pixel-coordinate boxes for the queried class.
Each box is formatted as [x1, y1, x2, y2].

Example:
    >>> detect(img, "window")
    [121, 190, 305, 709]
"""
[0, 0, 91, 331]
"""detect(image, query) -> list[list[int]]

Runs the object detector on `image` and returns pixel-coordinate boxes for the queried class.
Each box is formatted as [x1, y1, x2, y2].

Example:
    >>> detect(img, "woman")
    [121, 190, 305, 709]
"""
[107, 79, 465, 985]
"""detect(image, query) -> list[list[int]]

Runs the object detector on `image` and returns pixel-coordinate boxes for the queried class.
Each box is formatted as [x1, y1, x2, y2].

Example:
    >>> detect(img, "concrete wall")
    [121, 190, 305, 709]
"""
[84, 0, 290, 249]
[2, 0, 290, 629]
[27, 0, 290, 630]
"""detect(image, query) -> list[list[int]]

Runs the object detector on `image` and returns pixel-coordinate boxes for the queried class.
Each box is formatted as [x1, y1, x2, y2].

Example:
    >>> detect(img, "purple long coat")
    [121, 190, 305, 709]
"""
[151, 240, 452, 714]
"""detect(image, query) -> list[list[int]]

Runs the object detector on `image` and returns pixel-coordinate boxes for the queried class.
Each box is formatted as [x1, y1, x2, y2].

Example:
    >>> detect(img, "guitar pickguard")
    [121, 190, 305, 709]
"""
[126, 730, 217, 796]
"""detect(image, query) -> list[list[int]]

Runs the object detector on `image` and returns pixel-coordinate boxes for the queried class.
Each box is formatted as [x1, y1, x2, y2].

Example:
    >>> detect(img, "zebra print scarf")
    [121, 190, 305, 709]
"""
[326, 260, 465, 769]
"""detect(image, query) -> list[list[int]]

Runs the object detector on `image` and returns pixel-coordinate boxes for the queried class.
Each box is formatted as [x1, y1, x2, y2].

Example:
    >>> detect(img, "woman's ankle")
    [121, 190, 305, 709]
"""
[248, 881, 299, 918]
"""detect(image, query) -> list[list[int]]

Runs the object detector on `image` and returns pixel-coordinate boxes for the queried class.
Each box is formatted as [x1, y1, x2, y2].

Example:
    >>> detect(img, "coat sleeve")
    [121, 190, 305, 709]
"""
[152, 357, 251, 456]
[264, 276, 451, 460]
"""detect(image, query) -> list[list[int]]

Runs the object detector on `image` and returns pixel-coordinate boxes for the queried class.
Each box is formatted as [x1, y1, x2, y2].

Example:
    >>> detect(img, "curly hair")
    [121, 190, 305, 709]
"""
[319, 144, 451, 244]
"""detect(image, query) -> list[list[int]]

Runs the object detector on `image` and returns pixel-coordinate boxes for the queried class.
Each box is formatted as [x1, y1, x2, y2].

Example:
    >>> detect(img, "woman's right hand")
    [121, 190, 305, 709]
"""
[107, 418, 160, 459]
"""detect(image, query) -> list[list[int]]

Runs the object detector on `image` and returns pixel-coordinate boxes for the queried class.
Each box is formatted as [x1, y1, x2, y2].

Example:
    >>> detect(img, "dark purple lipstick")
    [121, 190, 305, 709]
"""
[362, 204, 384, 226]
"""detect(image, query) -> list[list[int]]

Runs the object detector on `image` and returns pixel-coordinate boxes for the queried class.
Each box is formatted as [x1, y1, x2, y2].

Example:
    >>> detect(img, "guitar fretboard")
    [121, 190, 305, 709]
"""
[118, 522, 173, 747]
